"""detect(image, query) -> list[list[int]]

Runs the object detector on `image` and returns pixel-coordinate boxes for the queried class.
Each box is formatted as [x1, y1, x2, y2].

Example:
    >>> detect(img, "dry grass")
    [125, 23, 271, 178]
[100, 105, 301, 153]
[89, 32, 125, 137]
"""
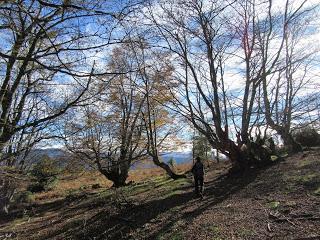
[128, 163, 192, 182]
[34, 163, 193, 202]
[34, 171, 111, 201]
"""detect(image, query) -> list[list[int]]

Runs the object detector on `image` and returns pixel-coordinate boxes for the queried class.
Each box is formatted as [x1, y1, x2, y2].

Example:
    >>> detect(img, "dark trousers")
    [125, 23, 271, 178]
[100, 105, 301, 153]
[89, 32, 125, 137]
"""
[194, 175, 204, 195]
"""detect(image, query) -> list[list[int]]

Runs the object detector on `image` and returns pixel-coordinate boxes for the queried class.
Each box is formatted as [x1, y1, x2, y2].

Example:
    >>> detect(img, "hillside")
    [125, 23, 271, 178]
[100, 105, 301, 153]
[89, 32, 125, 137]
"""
[0, 150, 319, 240]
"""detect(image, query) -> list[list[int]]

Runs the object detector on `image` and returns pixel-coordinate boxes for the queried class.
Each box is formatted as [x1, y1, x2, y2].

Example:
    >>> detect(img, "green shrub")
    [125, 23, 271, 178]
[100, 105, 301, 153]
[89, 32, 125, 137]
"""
[16, 191, 35, 203]
[28, 156, 60, 192]
[293, 127, 320, 147]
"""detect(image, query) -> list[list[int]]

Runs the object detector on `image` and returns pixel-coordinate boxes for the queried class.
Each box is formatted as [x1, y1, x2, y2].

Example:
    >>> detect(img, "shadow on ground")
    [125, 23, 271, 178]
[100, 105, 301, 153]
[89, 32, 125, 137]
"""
[68, 166, 272, 239]
[1, 164, 276, 240]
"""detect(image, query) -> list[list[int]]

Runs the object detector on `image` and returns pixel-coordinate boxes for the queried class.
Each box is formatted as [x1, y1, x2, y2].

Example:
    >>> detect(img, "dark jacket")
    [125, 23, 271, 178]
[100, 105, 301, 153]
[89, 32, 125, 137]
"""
[192, 161, 204, 177]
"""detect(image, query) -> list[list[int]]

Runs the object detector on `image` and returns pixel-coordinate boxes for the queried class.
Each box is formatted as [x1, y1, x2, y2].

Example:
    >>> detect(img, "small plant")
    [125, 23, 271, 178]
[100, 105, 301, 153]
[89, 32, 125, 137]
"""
[238, 227, 254, 237]
[267, 201, 280, 209]
[208, 225, 222, 240]
[28, 156, 60, 193]
[156, 232, 183, 240]
[16, 191, 35, 203]
[79, 185, 88, 190]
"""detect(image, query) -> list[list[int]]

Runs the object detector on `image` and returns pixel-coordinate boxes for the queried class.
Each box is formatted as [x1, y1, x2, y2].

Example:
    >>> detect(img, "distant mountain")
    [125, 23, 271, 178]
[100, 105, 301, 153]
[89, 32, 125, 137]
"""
[33, 148, 67, 158]
[131, 151, 193, 169]
[25, 148, 69, 167]
[160, 151, 193, 164]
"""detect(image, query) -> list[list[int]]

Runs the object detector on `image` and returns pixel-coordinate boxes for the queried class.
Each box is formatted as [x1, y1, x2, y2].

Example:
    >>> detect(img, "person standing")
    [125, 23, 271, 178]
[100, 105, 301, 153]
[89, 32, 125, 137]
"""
[191, 156, 205, 198]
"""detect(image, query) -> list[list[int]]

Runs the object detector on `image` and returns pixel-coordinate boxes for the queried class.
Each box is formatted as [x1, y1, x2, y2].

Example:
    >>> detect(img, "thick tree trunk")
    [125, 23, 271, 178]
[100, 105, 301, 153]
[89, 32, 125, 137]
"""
[217, 138, 248, 173]
[99, 163, 129, 188]
[111, 172, 128, 188]
[101, 169, 128, 188]
[228, 145, 248, 173]
[223, 138, 274, 174]
[281, 132, 303, 153]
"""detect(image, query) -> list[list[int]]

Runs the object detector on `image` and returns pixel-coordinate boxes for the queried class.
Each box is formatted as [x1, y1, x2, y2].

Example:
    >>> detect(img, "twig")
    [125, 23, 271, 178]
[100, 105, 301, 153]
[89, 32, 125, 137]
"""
[267, 222, 272, 232]
[269, 212, 297, 226]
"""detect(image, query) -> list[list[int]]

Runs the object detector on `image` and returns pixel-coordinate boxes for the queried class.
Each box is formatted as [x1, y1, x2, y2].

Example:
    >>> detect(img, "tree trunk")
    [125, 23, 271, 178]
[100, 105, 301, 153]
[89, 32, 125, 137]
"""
[220, 138, 245, 168]
[228, 146, 248, 173]
[100, 166, 129, 188]
[281, 132, 303, 153]
[112, 172, 128, 188]
[223, 138, 273, 174]
[0, 179, 15, 215]
[216, 149, 220, 163]
[152, 156, 186, 179]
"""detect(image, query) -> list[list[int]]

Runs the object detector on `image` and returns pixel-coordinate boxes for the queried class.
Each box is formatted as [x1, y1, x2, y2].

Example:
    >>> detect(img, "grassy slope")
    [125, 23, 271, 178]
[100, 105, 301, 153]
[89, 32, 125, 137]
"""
[0, 150, 319, 240]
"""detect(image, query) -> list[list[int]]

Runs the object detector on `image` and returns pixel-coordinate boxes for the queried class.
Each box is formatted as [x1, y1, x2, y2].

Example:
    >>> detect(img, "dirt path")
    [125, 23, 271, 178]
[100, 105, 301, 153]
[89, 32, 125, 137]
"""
[1, 150, 319, 240]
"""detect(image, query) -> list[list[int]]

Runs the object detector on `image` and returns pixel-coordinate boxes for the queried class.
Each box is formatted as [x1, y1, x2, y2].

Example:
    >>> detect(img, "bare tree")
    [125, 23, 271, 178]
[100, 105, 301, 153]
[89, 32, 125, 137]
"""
[142, 0, 319, 172]
[65, 46, 147, 187]
[145, 0, 257, 171]
[131, 42, 186, 179]
[253, 0, 319, 152]
[227, 0, 265, 143]
[0, 0, 128, 213]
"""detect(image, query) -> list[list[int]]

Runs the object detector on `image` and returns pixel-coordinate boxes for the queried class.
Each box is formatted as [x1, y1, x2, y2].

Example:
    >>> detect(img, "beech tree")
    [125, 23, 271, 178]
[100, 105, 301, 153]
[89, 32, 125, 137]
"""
[65, 46, 147, 187]
[0, 0, 127, 213]
[253, 0, 320, 152]
[145, 0, 257, 171]
[142, 0, 319, 171]
[131, 42, 186, 179]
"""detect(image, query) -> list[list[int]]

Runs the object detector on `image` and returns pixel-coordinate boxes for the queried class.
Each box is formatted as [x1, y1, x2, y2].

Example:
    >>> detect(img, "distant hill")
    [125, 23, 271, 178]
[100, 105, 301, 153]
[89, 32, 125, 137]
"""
[32, 148, 67, 159]
[160, 151, 193, 164]
[131, 151, 193, 169]
[25, 148, 69, 167]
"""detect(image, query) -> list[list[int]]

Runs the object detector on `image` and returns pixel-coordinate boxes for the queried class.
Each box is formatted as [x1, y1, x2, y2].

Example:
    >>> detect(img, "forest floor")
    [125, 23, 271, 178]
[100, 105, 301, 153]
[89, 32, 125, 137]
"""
[0, 149, 320, 240]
